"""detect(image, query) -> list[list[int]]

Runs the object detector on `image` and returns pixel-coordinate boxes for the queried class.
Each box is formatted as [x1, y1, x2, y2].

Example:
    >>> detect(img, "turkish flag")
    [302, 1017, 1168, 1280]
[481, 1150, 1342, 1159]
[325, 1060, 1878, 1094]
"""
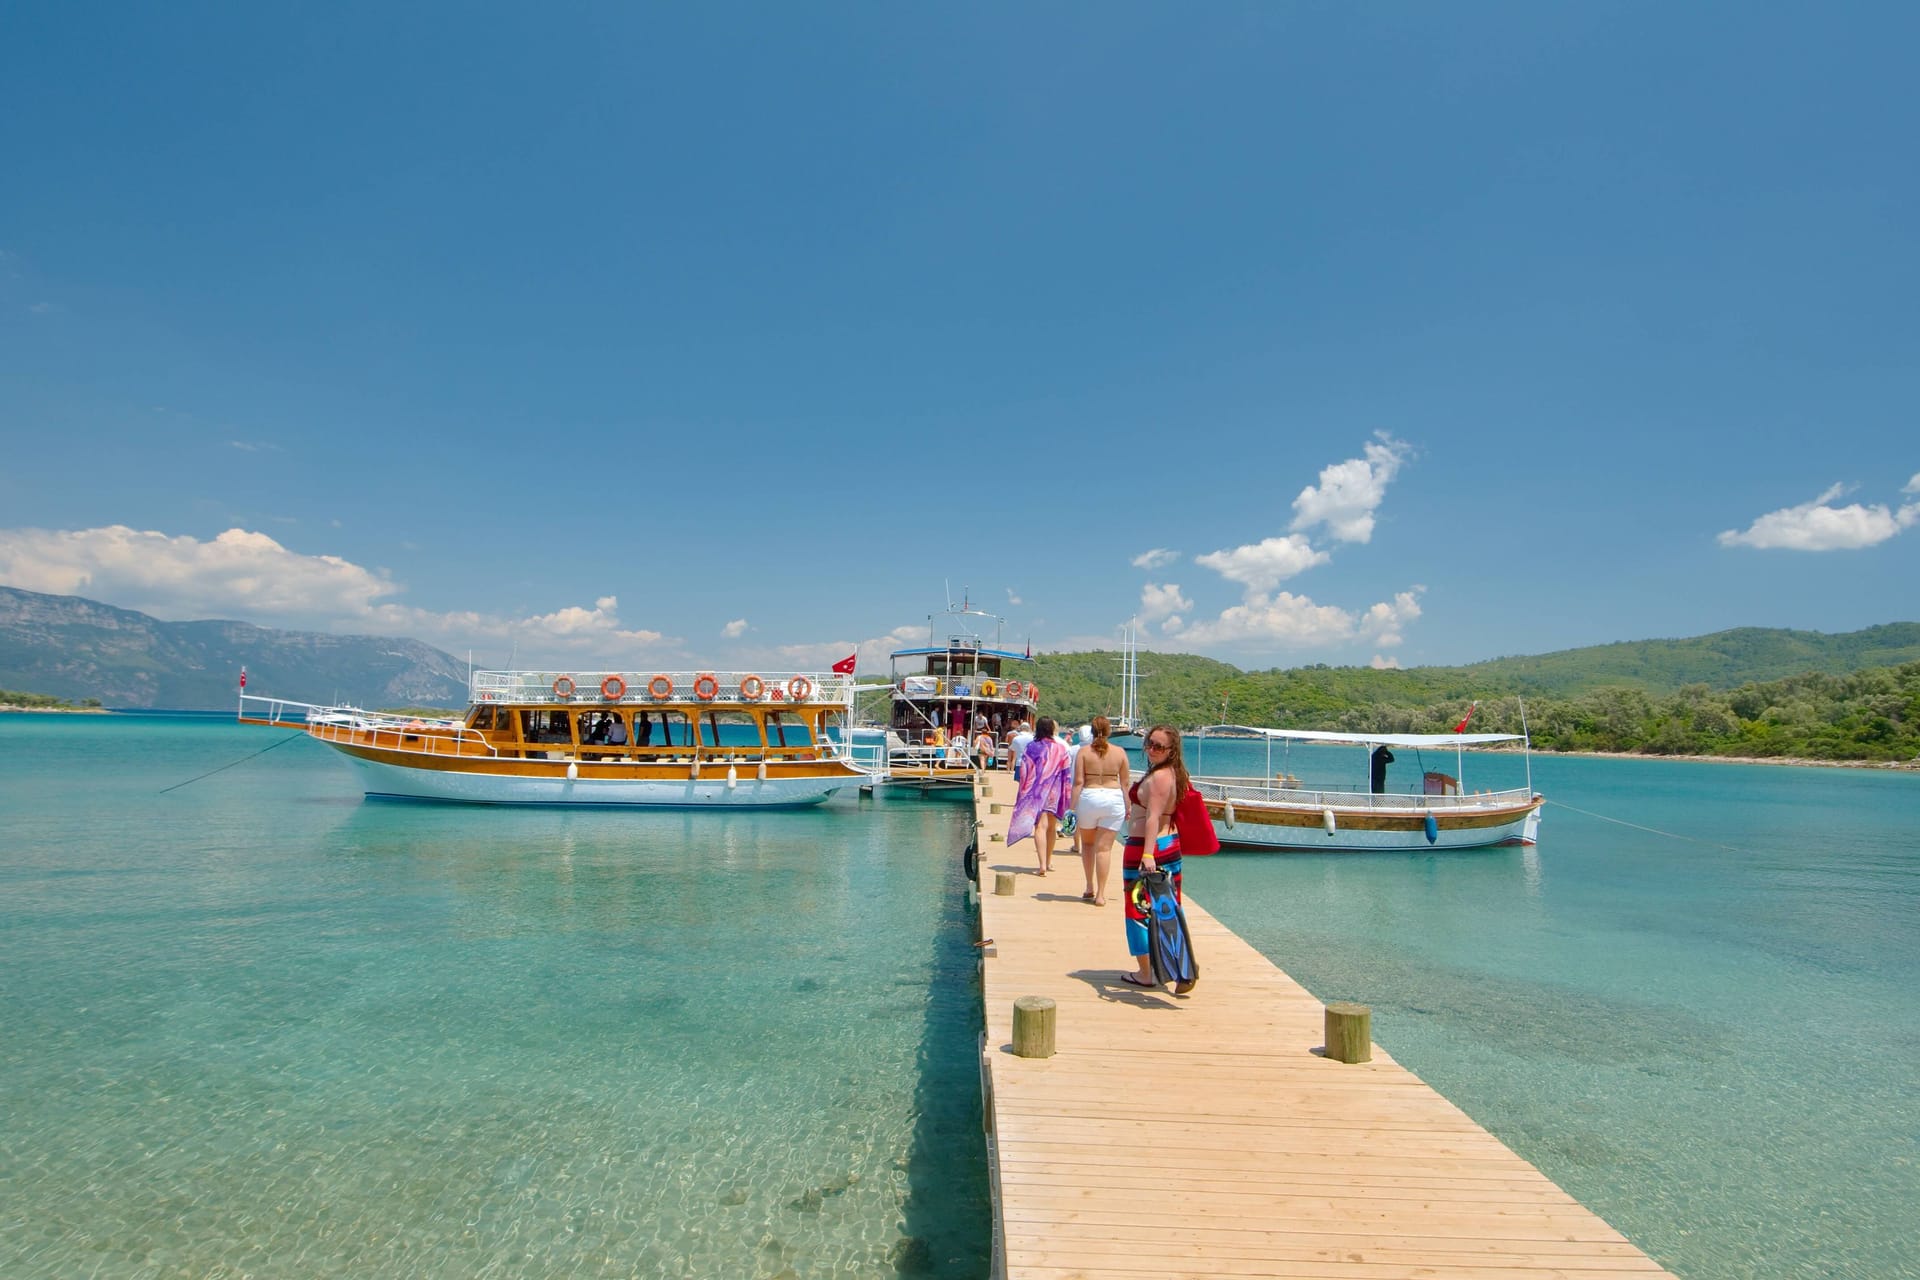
[831, 652, 857, 675]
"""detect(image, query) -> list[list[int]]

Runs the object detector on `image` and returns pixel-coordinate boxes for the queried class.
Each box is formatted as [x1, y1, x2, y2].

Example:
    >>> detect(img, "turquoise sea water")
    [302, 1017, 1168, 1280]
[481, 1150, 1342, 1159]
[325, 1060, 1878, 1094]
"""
[0, 714, 989, 1279]
[1170, 737, 1920, 1280]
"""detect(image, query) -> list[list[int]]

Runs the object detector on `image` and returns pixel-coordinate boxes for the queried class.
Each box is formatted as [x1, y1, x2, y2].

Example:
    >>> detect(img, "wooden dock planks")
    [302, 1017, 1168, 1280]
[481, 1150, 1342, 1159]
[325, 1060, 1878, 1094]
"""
[969, 772, 1676, 1280]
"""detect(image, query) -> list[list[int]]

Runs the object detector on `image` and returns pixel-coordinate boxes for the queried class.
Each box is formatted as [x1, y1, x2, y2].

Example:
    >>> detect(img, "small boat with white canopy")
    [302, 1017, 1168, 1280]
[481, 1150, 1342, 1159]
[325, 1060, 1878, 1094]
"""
[1189, 725, 1544, 852]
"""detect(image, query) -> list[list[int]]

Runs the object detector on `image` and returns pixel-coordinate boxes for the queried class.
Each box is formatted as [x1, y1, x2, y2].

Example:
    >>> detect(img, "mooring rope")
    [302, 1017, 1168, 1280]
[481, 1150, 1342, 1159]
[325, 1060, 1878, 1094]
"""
[159, 732, 306, 794]
[1544, 798, 1744, 852]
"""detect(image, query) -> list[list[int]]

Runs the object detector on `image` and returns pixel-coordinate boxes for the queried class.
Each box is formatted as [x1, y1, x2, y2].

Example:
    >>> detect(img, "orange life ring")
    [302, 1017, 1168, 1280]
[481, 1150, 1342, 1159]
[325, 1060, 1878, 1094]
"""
[693, 673, 720, 701]
[787, 676, 813, 702]
[646, 674, 673, 699]
[600, 675, 626, 701]
[739, 674, 765, 700]
[1028, 682, 1038, 701]
[552, 676, 576, 698]
[1004, 681, 1021, 699]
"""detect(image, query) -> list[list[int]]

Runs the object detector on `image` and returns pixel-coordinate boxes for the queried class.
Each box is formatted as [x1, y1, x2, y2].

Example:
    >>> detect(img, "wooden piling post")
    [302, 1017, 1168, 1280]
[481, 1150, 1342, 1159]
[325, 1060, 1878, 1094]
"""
[994, 872, 1016, 896]
[1012, 996, 1056, 1058]
[1325, 1002, 1372, 1063]
[990, 802, 1003, 814]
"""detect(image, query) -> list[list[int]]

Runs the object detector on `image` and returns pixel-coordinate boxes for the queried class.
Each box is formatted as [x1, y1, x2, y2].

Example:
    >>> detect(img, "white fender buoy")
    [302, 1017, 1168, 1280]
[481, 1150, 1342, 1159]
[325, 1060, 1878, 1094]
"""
[1224, 799, 1236, 829]
[689, 758, 701, 780]
[726, 764, 738, 790]
[566, 761, 578, 781]
[756, 760, 768, 782]
[1323, 807, 1337, 836]
[1424, 812, 1439, 844]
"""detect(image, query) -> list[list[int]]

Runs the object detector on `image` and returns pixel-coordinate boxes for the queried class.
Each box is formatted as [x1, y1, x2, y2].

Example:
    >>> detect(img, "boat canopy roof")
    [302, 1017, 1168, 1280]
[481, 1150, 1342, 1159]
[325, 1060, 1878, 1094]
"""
[889, 645, 1029, 660]
[1196, 724, 1525, 748]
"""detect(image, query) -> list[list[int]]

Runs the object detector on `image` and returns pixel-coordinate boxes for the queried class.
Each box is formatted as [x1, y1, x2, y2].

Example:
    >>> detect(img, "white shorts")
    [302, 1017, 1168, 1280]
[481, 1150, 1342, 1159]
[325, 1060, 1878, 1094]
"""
[1076, 787, 1126, 832]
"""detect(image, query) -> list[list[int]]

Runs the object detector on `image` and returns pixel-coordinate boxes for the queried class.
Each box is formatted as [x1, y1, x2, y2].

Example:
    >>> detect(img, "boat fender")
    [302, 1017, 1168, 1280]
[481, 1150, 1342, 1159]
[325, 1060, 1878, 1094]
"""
[726, 764, 738, 790]
[1322, 807, 1337, 836]
[689, 757, 701, 779]
[566, 761, 578, 781]
[962, 837, 978, 881]
[756, 759, 768, 782]
[1424, 812, 1439, 845]
[1224, 799, 1236, 829]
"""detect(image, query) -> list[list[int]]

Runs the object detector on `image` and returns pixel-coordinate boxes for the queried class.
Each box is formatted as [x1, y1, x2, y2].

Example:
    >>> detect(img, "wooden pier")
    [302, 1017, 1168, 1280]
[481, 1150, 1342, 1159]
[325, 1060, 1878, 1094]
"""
[968, 772, 1676, 1280]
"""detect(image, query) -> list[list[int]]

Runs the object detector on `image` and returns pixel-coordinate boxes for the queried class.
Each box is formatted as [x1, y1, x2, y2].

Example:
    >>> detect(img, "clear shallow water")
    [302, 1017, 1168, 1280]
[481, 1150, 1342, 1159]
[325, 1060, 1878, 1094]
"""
[0, 714, 988, 1279]
[1172, 739, 1920, 1280]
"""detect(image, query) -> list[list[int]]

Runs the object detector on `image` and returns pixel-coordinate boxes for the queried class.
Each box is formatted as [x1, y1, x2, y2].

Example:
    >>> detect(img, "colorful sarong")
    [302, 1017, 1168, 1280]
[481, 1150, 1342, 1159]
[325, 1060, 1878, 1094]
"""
[1006, 737, 1072, 847]
[1122, 831, 1183, 956]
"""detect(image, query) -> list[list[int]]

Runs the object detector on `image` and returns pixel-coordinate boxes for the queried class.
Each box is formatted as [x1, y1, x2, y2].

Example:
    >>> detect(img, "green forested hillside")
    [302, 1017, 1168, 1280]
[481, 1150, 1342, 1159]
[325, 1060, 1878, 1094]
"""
[1026, 626, 1920, 762]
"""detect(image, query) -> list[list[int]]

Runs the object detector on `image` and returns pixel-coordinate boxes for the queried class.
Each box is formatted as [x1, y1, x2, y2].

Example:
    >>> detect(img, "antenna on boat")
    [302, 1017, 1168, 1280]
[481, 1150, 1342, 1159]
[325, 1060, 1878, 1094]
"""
[1518, 696, 1533, 793]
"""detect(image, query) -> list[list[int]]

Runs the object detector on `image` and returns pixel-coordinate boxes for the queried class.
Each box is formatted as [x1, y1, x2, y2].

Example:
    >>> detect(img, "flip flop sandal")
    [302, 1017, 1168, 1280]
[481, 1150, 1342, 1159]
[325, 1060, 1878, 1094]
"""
[1120, 972, 1156, 988]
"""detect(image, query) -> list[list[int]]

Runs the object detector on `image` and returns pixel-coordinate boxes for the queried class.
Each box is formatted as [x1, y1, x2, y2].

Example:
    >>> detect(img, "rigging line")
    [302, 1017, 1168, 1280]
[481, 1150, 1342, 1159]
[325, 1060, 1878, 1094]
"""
[159, 732, 306, 795]
[1543, 798, 1744, 852]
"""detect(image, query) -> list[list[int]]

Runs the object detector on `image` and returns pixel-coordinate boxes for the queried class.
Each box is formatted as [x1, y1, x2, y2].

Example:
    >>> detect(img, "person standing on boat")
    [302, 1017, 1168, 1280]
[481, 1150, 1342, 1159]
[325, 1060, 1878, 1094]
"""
[971, 724, 998, 770]
[1007, 717, 1072, 876]
[1072, 716, 1129, 906]
[1121, 724, 1192, 992]
[1370, 744, 1394, 794]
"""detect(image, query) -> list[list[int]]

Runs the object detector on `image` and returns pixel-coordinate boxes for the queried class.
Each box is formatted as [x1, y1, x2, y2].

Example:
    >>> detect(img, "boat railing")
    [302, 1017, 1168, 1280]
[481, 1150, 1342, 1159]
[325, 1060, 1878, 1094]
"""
[240, 694, 502, 758]
[1193, 775, 1536, 812]
[471, 669, 855, 707]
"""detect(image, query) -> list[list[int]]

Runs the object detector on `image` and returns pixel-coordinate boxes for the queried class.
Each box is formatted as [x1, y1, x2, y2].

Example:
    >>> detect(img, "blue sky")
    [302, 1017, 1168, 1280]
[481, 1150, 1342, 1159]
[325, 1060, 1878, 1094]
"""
[2, 3, 1915, 676]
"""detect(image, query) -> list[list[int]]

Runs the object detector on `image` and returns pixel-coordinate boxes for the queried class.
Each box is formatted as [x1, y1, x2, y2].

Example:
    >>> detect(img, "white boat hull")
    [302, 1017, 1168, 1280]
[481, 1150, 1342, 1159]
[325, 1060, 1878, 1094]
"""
[344, 755, 859, 808]
[1206, 790, 1543, 853]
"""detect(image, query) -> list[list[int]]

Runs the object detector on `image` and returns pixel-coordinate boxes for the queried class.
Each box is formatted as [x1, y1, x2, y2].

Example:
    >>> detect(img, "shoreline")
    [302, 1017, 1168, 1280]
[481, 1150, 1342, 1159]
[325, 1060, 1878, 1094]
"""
[1542, 748, 1918, 771]
[0, 704, 113, 715]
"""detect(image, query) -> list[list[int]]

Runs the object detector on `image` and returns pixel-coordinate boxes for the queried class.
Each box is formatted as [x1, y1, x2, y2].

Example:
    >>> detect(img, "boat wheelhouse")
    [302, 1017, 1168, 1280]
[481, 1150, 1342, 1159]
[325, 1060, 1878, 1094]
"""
[239, 668, 865, 807]
[879, 603, 1039, 786]
[1189, 725, 1544, 852]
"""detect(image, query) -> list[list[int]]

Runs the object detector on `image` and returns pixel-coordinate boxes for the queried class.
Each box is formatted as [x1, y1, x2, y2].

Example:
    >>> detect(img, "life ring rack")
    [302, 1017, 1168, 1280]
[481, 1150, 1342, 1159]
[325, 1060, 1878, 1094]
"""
[646, 674, 674, 700]
[693, 673, 721, 702]
[787, 676, 814, 702]
[600, 675, 626, 701]
[738, 674, 766, 701]
[552, 675, 576, 698]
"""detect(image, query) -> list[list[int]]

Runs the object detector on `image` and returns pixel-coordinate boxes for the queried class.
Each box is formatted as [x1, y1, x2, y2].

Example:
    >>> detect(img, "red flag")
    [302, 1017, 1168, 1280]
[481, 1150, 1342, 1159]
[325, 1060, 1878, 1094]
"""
[831, 652, 857, 675]
[239, 666, 248, 689]
[1452, 700, 1478, 733]
[1024, 639, 1032, 659]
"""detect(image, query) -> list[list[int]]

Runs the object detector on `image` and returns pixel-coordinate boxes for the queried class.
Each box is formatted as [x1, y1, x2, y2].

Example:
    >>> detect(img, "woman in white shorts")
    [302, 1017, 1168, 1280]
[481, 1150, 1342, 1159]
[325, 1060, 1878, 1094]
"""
[1071, 715, 1131, 906]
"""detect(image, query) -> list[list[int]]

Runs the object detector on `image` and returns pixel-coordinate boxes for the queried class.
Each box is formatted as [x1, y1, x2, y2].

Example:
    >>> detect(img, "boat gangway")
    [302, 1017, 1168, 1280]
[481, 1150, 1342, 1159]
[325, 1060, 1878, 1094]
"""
[966, 772, 1676, 1280]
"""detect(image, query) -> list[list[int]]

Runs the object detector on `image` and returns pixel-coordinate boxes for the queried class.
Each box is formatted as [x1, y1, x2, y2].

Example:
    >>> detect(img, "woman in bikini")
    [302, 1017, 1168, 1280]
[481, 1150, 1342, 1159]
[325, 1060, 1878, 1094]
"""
[1071, 715, 1129, 906]
[1120, 724, 1194, 991]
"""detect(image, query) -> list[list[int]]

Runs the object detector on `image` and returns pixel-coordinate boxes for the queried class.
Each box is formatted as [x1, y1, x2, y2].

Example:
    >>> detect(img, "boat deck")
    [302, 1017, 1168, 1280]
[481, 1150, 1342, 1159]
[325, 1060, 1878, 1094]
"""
[969, 772, 1675, 1280]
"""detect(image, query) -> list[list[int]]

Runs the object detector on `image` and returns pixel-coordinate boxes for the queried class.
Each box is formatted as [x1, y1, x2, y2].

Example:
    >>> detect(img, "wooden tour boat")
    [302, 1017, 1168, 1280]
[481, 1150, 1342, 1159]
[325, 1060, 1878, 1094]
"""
[1189, 725, 1544, 852]
[871, 601, 1040, 789]
[239, 668, 866, 807]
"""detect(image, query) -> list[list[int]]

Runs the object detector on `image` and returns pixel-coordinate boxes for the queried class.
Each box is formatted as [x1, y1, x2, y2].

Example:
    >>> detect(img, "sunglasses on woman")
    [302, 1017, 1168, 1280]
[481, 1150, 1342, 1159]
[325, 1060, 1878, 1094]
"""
[1145, 739, 1169, 752]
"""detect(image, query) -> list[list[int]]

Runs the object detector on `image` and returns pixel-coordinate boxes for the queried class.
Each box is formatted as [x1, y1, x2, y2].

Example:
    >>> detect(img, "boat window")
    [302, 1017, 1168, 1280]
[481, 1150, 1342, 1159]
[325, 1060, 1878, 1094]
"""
[818, 710, 845, 744]
[468, 705, 497, 731]
[631, 710, 692, 748]
[768, 712, 815, 748]
[519, 709, 574, 743]
[699, 711, 762, 749]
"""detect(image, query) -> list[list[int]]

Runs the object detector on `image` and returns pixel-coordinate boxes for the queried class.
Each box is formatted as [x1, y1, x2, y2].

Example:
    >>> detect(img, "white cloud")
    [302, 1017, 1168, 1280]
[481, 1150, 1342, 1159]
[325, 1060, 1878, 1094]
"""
[1139, 581, 1192, 625]
[1904, 472, 1920, 496]
[1131, 548, 1179, 570]
[1005, 588, 1022, 606]
[0, 524, 669, 659]
[769, 624, 924, 674]
[1193, 535, 1329, 594]
[1717, 484, 1920, 551]
[1370, 654, 1402, 670]
[1289, 433, 1410, 545]
[722, 618, 748, 638]
[1174, 586, 1423, 653]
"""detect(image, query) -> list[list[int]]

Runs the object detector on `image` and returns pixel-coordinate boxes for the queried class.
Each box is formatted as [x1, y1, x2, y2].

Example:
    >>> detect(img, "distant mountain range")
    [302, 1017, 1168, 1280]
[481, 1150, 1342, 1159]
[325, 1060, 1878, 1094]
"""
[0, 587, 468, 710]
[6, 584, 1918, 717]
